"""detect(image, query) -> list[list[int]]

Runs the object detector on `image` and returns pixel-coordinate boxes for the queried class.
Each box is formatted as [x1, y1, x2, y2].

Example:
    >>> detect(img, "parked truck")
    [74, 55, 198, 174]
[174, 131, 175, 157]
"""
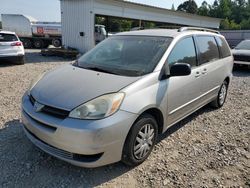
[1, 14, 108, 49]
[220, 30, 250, 48]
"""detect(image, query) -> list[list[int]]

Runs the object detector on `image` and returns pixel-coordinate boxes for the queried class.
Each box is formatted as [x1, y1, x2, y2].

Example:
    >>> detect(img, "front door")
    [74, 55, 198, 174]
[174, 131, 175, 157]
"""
[165, 36, 203, 125]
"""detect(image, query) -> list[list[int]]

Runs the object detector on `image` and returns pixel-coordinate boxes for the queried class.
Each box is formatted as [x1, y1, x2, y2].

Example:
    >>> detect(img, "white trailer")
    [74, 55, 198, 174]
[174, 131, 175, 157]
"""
[2, 14, 108, 49]
[1, 14, 62, 48]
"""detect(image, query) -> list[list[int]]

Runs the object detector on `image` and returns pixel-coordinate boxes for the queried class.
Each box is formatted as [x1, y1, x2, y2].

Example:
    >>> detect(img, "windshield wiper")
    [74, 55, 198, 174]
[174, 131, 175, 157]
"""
[84, 66, 118, 75]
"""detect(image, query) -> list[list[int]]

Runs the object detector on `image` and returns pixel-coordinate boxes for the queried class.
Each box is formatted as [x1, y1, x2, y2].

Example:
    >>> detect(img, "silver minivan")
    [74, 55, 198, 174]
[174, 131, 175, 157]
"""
[22, 27, 233, 168]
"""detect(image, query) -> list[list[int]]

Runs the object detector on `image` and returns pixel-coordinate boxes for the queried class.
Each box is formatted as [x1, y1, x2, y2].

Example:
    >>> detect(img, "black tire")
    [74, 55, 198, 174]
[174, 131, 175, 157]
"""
[43, 42, 50, 49]
[52, 39, 61, 48]
[21, 39, 32, 49]
[33, 40, 44, 49]
[122, 114, 158, 166]
[16, 56, 25, 65]
[210, 80, 228, 108]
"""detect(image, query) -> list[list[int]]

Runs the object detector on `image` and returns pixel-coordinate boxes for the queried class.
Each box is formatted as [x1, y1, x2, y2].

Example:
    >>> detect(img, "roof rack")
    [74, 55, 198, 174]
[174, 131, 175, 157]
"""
[178, 27, 220, 34]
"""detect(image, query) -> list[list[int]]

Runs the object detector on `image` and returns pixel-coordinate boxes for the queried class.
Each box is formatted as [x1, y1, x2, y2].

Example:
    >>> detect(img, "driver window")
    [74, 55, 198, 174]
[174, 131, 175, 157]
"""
[168, 37, 197, 67]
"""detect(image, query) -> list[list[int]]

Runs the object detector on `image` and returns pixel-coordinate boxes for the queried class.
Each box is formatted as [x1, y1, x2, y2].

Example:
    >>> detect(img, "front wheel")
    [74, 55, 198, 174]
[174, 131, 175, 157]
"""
[21, 39, 32, 49]
[122, 114, 158, 166]
[210, 80, 228, 108]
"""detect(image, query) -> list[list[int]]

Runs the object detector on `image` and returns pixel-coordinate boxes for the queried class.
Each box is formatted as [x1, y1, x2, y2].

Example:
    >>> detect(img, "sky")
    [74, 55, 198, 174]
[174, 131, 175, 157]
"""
[0, 0, 215, 22]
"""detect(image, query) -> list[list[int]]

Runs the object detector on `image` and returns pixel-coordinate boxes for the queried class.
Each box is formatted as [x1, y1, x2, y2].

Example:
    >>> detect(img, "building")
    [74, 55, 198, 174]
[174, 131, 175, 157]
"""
[60, 0, 221, 53]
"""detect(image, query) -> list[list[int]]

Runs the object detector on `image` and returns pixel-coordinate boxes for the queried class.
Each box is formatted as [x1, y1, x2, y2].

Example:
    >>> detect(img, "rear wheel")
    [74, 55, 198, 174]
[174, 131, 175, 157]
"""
[122, 114, 158, 166]
[52, 38, 61, 48]
[210, 80, 228, 108]
[33, 39, 44, 49]
[21, 39, 32, 49]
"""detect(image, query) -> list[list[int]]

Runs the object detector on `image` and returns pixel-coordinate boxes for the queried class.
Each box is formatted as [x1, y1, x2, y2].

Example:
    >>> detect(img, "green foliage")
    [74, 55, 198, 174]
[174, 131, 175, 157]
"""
[198, 1, 210, 16]
[177, 0, 198, 14]
[220, 18, 241, 29]
[95, 16, 156, 32]
[196, 0, 250, 30]
[240, 18, 250, 29]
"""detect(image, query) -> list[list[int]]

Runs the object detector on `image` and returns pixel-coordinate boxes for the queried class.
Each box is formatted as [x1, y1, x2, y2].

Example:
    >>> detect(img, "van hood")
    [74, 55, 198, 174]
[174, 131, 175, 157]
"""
[31, 64, 140, 110]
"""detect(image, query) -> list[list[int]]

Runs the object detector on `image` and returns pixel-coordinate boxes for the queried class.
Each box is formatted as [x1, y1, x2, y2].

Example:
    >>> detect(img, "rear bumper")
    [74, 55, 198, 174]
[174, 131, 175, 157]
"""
[21, 93, 138, 168]
[0, 55, 24, 62]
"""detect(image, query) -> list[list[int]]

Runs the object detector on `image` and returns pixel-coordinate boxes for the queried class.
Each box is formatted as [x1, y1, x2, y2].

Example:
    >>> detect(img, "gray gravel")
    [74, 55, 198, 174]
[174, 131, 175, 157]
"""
[0, 50, 249, 188]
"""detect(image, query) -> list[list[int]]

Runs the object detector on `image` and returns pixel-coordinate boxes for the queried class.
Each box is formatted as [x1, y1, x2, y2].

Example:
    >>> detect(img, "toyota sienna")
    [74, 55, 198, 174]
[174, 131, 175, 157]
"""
[22, 27, 234, 167]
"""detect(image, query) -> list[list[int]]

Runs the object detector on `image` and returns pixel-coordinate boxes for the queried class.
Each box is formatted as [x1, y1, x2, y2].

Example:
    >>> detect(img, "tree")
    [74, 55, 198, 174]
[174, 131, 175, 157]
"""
[208, 0, 220, 17]
[240, 18, 250, 29]
[177, 0, 198, 14]
[218, 0, 231, 18]
[231, 0, 248, 24]
[171, 4, 175, 10]
[220, 18, 241, 30]
[198, 1, 210, 16]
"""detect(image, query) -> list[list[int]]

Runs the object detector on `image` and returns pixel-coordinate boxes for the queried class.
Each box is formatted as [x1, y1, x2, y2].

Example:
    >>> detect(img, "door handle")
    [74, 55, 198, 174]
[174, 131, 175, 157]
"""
[195, 71, 201, 78]
[202, 68, 207, 74]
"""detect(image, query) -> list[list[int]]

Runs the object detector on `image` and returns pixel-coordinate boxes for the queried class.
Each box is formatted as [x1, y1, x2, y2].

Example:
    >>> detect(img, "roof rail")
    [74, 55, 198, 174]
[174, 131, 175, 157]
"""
[178, 27, 220, 34]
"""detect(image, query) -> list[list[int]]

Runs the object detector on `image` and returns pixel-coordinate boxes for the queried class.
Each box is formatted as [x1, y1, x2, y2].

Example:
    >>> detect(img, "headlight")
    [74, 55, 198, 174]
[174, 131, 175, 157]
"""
[69, 93, 125, 119]
[27, 72, 46, 95]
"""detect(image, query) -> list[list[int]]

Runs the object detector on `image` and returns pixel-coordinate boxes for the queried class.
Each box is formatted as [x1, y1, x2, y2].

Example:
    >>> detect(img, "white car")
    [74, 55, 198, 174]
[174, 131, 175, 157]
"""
[0, 30, 25, 64]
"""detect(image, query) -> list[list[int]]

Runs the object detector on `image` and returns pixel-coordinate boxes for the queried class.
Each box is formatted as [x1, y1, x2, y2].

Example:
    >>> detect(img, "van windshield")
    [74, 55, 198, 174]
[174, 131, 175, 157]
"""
[77, 36, 172, 76]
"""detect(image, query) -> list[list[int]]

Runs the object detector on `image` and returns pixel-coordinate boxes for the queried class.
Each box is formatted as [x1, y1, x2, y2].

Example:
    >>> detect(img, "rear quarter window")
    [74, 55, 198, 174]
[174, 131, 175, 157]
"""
[0, 34, 18, 42]
[196, 36, 220, 65]
[215, 36, 231, 58]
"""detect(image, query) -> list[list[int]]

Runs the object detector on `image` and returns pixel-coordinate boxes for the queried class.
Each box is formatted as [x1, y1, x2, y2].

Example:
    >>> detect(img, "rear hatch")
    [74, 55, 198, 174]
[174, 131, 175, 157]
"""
[0, 33, 23, 56]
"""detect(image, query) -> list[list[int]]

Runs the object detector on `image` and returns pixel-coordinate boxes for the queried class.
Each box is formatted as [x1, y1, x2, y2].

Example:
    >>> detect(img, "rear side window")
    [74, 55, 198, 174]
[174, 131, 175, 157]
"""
[0, 34, 18, 42]
[216, 36, 231, 58]
[168, 37, 197, 67]
[196, 36, 220, 65]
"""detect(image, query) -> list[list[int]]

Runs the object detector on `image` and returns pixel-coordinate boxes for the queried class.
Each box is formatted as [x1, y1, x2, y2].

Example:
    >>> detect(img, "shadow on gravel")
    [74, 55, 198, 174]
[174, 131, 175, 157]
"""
[0, 105, 217, 187]
[0, 50, 72, 67]
[25, 50, 75, 64]
[0, 60, 22, 67]
[1, 106, 215, 187]
[0, 120, 131, 188]
[158, 105, 214, 142]
[233, 66, 250, 77]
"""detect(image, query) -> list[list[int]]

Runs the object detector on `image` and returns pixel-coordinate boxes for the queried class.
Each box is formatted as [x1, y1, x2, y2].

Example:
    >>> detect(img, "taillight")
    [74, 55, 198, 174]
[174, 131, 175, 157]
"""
[11, 42, 22, 46]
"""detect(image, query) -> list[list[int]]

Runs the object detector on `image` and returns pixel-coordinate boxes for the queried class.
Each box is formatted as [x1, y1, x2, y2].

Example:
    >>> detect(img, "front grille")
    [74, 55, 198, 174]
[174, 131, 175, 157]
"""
[42, 105, 70, 118]
[29, 95, 70, 119]
[24, 127, 103, 163]
[233, 54, 250, 62]
[24, 110, 57, 132]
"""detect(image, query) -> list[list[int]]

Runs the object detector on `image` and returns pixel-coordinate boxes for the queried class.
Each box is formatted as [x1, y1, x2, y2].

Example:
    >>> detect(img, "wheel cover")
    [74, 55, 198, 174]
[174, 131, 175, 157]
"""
[133, 123, 155, 160]
[34, 41, 41, 48]
[219, 84, 227, 105]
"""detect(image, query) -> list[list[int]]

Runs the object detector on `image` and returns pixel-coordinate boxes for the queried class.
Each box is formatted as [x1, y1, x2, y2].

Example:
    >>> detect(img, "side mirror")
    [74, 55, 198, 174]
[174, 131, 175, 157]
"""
[170, 63, 191, 77]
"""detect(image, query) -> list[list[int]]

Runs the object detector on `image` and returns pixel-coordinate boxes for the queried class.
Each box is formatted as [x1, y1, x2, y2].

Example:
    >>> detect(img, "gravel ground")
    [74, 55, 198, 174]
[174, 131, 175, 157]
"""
[0, 49, 249, 188]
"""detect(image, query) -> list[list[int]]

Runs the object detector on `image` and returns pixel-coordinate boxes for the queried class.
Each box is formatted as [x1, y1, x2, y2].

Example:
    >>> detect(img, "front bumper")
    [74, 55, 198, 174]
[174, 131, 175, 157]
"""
[22, 93, 138, 168]
[234, 60, 250, 65]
